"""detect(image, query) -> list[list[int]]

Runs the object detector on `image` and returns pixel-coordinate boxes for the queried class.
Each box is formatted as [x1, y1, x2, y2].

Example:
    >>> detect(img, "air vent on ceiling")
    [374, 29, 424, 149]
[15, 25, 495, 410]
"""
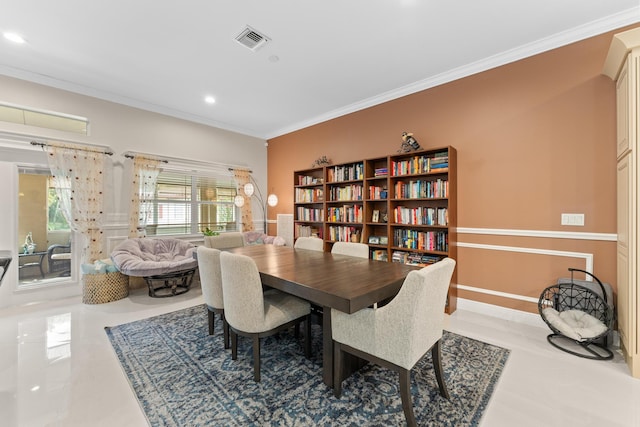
[234, 26, 270, 51]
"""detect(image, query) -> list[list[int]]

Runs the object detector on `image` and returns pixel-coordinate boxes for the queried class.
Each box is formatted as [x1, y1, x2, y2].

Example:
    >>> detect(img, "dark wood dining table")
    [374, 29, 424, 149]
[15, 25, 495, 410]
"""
[226, 244, 420, 386]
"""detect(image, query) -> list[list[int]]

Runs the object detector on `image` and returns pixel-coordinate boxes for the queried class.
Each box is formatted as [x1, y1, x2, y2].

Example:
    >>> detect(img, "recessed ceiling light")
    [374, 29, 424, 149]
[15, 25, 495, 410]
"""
[204, 96, 216, 104]
[3, 32, 26, 44]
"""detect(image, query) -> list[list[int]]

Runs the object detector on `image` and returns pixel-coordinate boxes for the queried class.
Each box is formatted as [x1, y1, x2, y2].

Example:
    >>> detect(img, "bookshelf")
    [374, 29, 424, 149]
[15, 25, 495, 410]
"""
[293, 146, 456, 312]
[324, 161, 364, 249]
[293, 167, 325, 245]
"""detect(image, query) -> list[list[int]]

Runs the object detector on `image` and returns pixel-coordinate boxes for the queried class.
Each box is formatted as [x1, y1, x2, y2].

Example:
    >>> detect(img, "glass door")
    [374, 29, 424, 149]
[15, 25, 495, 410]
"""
[18, 167, 73, 287]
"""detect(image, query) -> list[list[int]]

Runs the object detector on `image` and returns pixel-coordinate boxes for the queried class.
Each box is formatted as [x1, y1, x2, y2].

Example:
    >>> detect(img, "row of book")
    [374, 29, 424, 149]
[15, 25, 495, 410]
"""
[393, 179, 448, 199]
[368, 185, 388, 200]
[391, 251, 443, 266]
[295, 188, 324, 203]
[393, 206, 448, 226]
[295, 224, 323, 239]
[327, 226, 361, 242]
[297, 175, 323, 186]
[327, 184, 363, 201]
[327, 205, 363, 223]
[296, 207, 324, 222]
[390, 153, 448, 176]
[327, 163, 364, 182]
[374, 167, 388, 177]
[392, 229, 448, 252]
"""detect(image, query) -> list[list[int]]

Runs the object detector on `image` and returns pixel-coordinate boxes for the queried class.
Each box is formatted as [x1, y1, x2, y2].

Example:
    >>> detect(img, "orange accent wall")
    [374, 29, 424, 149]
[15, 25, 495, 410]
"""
[267, 27, 632, 313]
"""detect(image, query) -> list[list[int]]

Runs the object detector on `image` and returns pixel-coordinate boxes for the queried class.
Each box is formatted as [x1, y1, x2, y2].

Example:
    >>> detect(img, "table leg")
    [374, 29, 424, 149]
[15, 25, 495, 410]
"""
[322, 305, 333, 387]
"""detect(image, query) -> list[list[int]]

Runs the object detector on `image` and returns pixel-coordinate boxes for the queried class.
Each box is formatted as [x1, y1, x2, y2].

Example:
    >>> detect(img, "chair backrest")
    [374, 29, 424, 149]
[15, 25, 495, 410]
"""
[197, 246, 223, 310]
[204, 232, 245, 249]
[294, 236, 324, 252]
[379, 258, 456, 368]
[331, 241, 369, 259]
[219, 251, 265, 332]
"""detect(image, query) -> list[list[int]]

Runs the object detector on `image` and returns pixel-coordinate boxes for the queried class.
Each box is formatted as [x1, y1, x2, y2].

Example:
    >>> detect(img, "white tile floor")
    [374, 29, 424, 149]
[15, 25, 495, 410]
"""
[1, 286, 639, 427]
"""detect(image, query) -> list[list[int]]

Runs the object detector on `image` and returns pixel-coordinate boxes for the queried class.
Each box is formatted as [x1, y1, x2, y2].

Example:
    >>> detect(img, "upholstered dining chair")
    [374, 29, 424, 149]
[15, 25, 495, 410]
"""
[220, 251, 312, 382]
[294, 236, 324, 251]
[203, 232, 245, 249]
[197, 246, 229, 349]
[330, 241, 369, 259]
[332, 257, 456, 427]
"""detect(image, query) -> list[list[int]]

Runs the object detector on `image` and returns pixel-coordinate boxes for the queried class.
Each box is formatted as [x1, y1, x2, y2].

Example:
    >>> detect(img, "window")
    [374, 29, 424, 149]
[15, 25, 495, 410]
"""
[147, 170, 238, 236]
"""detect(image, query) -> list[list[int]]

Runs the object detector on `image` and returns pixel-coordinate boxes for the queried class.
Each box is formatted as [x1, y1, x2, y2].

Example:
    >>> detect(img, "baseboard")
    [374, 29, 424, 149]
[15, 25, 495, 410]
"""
[457, 297, 547, 329]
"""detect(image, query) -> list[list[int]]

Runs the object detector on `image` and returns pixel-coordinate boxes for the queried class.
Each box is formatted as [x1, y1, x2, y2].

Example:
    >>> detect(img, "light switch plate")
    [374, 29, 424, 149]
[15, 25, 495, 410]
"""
[561, 213, 584, 226]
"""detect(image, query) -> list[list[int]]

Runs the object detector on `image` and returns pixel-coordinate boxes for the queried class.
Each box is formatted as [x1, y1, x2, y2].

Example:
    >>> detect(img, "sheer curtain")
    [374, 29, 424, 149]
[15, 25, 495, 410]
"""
[128, 155, 161, 237]
[232, 168, 254, 231]
[46, 142, 107, 263]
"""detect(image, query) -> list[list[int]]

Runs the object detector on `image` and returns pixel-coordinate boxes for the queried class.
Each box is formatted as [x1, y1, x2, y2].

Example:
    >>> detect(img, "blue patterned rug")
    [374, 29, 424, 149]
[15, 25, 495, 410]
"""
[105, 304, 509, 426]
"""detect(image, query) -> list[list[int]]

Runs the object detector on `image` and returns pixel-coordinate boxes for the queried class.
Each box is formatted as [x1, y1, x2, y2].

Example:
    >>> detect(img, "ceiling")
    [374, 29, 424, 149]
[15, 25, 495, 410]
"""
[1, 1, 639, 140]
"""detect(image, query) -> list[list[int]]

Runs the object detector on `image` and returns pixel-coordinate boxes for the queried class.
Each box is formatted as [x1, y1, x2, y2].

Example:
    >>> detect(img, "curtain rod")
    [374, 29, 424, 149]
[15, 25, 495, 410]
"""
[228, 167, 254, 174]
[124, 153, 168, 163]
[30, 141, 113, 156]
[124, 151, 246, 171]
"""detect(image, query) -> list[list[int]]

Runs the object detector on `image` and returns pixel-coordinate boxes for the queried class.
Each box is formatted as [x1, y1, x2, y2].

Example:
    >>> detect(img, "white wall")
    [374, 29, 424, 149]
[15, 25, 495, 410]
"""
[0, 75, 267, 308]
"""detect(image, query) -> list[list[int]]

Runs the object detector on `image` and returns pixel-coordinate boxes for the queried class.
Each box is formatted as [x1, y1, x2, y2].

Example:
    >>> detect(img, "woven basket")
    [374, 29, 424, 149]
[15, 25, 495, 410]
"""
[82, 271, 129, 304]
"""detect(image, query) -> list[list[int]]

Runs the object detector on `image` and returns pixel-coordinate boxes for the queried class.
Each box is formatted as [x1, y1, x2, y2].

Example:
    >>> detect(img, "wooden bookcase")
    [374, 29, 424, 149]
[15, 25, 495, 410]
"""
[293, 146, 457, 313]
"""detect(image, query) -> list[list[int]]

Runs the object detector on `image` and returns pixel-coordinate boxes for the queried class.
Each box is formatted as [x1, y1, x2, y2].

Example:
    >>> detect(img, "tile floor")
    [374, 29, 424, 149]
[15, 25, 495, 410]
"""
[0, 286, 639, 427]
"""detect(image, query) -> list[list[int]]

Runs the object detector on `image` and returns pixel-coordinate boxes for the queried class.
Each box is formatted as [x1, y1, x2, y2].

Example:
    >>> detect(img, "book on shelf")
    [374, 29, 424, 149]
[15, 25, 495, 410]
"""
[328, 184, 363, 201]
[327, 163, 364, 182]
[393, 229, 448, 252]
[391, 250, 442, 266]
[393, 179, 448, 199]
[296, 206, 324, 222]
[371, 249, 388, 261]
[295, 187, 324, 203]
[368, 186, 388, 200]
[327, 204, 363, 223]
[295, 224, 323, 239]
[374, 167, 388, 177]
[393, 206, 448, 226]
[298, 175, 324, 186]
[328, 225, 361, 242]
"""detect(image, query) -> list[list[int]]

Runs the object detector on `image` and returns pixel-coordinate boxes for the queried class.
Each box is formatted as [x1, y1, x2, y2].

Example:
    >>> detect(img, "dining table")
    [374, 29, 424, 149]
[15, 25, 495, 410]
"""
[226, 244, 420, 386]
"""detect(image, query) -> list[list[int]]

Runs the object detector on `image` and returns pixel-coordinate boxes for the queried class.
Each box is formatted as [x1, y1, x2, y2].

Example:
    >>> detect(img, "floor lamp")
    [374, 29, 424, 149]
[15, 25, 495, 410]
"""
[234, 177, 278, 233]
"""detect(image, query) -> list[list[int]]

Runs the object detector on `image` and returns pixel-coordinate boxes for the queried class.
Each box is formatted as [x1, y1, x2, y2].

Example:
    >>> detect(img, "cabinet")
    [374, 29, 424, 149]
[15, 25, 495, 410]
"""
[293, 146, 457, 313]
[603, 27, 640, 378]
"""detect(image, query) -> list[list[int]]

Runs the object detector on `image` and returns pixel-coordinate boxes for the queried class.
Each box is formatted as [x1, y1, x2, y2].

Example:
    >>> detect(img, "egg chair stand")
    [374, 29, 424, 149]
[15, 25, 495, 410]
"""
[538, 268, 614, 361]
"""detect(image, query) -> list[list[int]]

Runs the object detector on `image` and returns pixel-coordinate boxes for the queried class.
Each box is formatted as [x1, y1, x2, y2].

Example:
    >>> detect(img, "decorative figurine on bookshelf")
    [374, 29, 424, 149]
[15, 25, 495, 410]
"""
[398, 131, 422, 153]
[311, 155, 331, 168]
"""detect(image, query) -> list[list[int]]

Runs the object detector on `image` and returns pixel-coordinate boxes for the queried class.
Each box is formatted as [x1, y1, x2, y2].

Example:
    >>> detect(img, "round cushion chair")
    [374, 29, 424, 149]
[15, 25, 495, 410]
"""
[111, 238, 198, 297]
[538, 268, 614, 360]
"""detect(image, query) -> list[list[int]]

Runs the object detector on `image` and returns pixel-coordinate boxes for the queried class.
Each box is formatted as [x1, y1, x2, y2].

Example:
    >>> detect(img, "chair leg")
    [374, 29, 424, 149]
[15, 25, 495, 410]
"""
[223, 315, 230, 349]
[253, 335, 261, 382]
[207, 309, 215, 335]
[399, 368, 417, 427]
[231, 331, 238, 360]
[432, 340, 450, 399]
[304, 315, 311, 358]
[333, 341, 342, 397]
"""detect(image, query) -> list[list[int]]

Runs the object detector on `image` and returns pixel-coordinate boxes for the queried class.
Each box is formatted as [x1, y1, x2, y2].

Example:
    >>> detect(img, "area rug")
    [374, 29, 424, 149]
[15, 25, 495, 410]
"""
[105, 304, 509, 426]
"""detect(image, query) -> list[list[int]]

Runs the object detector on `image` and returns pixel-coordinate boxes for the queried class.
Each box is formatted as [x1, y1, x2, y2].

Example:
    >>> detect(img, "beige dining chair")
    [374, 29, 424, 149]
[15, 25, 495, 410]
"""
[220, 251, 312, 382]
[197, 246, 229, 349]
[332, 257, 456, 427]
[330, 241, 369, 258]
[294, 236, 324, 251]
[204, 232, 245, 249]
